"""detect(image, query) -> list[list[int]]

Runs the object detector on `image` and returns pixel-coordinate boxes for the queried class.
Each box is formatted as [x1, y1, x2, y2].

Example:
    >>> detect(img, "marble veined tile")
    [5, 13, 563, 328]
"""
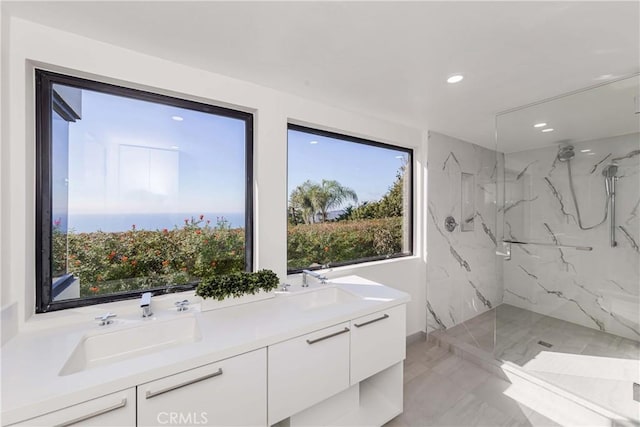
[503, 134, 639, 341]
[427, 131, 501, 336]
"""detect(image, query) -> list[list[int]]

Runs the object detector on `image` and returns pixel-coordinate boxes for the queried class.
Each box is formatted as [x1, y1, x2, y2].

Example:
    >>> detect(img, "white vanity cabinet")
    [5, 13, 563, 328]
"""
[268, 322, 351, 425]
[137, 348, 267, 427]
[268, 304, 407, 427]
[2, 279, 410, 427]
[350, 304, 406, 384]
[7, 388, 135, 427]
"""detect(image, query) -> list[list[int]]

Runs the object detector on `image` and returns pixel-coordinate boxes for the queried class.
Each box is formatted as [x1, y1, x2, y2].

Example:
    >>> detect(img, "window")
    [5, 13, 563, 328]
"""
[287, 124, 412, 273]
[36, 70, 253, 312]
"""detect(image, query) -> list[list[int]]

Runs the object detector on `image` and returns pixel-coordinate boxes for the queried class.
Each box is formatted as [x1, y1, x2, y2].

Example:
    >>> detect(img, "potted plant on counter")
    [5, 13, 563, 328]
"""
[195, 269, 280, 311]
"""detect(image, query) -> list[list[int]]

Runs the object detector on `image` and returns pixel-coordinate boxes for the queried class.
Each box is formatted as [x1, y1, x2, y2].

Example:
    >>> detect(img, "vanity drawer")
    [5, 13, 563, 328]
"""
[137, 348, 266, 427]
[350, 304, 406, 384]
[9, 388, 135, 427]
[268, 322, 350, 425]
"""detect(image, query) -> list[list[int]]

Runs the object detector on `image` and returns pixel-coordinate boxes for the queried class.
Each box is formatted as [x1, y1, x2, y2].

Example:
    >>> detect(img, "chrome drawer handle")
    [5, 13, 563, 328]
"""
[306, 327, 350, 345]
[145, 368, 223, 399]
[55, 398, 127, 427]
[354, 313, 389, 328]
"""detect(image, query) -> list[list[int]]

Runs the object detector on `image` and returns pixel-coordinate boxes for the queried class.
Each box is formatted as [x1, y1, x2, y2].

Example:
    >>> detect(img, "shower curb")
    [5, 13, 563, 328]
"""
[429, 330, 639, 427]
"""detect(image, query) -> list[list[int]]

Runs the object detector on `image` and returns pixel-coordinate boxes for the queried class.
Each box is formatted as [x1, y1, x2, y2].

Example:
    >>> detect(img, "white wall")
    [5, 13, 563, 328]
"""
[0, 17, 426, 337]
[0, 5, 20, 346]
[0, 4, 6, 305]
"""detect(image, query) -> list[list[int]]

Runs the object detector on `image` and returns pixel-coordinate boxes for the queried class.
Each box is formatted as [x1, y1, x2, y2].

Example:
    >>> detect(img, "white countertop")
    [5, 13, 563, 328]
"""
[0, 275, 410, 425]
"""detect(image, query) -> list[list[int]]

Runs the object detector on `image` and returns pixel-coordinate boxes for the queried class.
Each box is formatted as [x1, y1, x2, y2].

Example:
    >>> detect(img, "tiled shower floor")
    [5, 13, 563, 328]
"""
[441, 304, 639, 365]
[431, 304, 640, 423]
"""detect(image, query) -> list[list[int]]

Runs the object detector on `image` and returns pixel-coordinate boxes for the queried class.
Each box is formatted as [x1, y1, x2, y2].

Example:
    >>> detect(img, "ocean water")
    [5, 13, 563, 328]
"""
[67, 212, 245, 233]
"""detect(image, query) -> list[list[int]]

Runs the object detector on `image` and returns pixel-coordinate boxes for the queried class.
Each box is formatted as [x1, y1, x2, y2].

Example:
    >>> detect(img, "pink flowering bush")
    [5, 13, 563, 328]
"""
[53, 216, 245, 297]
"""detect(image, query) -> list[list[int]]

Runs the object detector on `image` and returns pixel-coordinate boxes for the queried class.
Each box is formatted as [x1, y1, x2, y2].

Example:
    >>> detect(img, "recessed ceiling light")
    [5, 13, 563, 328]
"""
[533, 123, 547, 128]
[171, 116, 184, 121]
[309, 140, 318, 145]
[580, 149, 591, 153]
[541, 128, 555, 133]
[595, 74, 615, 81]
[447, 74, 464, 84]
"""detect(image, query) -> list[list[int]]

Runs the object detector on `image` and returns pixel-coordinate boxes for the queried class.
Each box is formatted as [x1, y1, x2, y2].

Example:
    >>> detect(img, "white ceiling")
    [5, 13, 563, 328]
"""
[3, 1, 639, 150]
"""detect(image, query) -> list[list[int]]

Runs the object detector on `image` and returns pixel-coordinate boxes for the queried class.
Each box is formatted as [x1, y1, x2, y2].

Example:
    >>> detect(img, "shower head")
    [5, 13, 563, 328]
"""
[557, 145, 575, 162]
[602, 164, 618, 178]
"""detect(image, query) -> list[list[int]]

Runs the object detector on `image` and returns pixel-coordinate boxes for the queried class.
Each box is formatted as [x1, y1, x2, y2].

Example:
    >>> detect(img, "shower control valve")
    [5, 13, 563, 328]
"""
[444, 216, 458, 232]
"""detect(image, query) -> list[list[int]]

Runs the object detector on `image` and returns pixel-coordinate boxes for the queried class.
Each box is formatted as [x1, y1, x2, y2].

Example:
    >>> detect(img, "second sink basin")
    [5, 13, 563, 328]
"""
[289, 287, 359, 311]
[60, 314, 201, 376]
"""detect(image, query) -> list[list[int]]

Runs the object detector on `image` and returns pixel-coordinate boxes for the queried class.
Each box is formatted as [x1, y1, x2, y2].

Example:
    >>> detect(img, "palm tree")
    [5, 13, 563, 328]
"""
[289, 180, 321, 224]
[289, 179, 358, 223]
[315, 180, 358, 222]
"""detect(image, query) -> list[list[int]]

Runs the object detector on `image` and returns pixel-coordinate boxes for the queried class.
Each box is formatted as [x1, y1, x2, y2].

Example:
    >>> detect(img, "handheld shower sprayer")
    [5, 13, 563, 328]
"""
[602, 164, 618, 197]
[557, 143, 619, 247]
[602, 163, 619, 247]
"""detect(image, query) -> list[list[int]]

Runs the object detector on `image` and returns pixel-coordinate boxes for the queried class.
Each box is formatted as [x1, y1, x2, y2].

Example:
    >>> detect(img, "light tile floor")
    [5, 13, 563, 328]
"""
[442, 304, 640, 366]
[384, 339, 561, 426]
[427, 304, 640, 423]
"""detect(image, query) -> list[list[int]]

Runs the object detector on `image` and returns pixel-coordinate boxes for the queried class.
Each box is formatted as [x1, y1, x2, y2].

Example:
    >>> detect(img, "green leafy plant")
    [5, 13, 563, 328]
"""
[195, 269, 280, 301]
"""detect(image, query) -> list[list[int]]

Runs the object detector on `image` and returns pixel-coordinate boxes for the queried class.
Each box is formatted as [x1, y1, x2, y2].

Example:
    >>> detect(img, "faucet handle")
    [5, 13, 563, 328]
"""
[140, 292, 153, 318]
[95, 312, 116, 326]
[174, 299, 190, 312]
[140, 292, 152, 306]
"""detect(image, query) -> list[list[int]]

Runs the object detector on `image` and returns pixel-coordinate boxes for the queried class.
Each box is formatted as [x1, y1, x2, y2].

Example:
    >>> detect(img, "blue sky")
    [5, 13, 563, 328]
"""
[63, 86, 246, 217]
[58, 85, 408, 228]
[288, 129, 408, 206]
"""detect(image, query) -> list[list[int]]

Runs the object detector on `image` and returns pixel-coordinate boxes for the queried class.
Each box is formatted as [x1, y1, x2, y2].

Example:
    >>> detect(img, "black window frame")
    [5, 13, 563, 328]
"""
[287, 123, 414, 274]
[35, 69, 254, 313]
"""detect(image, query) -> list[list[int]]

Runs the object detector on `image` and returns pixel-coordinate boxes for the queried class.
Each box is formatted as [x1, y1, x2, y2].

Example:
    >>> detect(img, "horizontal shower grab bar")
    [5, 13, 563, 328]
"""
[503, 240, 592, 251]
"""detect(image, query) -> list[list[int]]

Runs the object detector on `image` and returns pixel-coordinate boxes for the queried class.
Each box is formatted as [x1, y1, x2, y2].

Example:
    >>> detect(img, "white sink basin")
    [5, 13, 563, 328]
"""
[289, 287, 359, 311]
[59, 314, 201, 376]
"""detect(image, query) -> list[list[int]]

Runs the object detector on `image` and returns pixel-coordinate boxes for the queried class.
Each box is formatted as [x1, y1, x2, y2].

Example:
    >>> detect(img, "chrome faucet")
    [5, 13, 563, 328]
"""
[140, 292, 153, 318]
[95, 312, 116, 326]
[301, 270, 328, 287]
[174, 299, 190, 312]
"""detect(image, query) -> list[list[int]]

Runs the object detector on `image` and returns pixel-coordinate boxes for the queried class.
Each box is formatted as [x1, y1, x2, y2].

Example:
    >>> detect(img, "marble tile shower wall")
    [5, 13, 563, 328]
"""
[503, 133, 640, 341]
[426, 132, 502, 333]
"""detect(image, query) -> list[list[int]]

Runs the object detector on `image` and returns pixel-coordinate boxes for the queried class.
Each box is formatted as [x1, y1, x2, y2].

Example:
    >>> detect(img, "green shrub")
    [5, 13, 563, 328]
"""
[287, 217, 403, 270]
[195, 269, 280, 301]
[53, 216, 404, 298]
